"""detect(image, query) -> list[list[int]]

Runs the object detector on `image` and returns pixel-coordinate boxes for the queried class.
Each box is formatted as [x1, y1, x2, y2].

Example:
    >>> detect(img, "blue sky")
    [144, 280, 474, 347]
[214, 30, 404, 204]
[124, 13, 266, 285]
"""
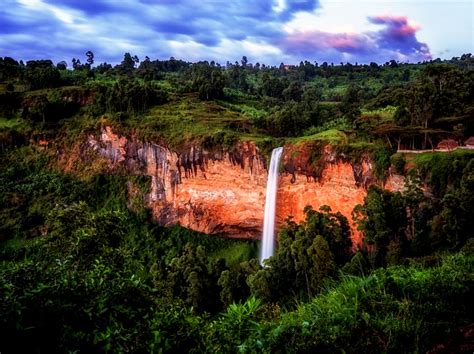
[1, 0, 472, 66]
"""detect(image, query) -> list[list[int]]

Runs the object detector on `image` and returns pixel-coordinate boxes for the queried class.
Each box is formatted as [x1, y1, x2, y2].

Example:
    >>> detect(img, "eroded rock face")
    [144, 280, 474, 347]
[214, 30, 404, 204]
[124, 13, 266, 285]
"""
[277, 163, 367, 246]
[87, 126, 267, 237]
[86, 126, 373, 245]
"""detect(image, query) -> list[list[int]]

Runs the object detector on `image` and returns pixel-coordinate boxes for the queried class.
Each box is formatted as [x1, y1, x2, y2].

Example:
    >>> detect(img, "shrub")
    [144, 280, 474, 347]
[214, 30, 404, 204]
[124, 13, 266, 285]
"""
[390, 153, 406, 174]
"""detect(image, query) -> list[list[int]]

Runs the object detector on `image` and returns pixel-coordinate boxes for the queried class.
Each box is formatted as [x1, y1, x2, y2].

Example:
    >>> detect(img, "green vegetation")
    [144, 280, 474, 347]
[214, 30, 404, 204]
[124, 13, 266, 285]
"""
[2, 53, 472, 151]
[1, 53, 473, 352]
[289, 128, 347, 144]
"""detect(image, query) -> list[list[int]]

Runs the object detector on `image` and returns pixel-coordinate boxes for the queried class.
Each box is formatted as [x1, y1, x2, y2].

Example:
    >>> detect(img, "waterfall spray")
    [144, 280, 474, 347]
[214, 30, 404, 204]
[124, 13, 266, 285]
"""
[260, 147, 284, 266]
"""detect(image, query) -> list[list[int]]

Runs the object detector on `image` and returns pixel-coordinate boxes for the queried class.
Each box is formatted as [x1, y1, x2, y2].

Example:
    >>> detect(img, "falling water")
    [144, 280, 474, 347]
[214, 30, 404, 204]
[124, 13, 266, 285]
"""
[260, 147, 284, 266]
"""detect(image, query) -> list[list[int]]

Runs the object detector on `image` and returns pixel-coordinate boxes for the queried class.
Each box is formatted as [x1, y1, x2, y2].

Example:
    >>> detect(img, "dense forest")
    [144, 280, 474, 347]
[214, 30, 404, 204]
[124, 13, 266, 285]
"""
[1, 53, 473, 353]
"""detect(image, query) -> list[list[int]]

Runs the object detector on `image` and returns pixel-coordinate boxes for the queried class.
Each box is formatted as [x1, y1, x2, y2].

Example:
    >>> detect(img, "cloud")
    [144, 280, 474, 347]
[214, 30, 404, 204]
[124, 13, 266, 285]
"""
[277, 0, 320, 20]
[368, 15, 431, 60]
[43, 0, 117, 16]
[280, 15, 432, 63]
[0, 0, 433, 65]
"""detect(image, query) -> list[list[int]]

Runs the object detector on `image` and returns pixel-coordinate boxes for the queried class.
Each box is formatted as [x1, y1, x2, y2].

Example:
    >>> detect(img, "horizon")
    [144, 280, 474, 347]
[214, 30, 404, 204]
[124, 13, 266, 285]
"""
[1, 0, 473, 66]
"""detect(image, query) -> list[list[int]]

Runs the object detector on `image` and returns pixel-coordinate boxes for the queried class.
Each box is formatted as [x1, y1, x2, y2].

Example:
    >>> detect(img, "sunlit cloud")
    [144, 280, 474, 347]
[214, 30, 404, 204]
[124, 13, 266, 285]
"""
[0, 0, 469, 65]
[280, 14, 431, 63]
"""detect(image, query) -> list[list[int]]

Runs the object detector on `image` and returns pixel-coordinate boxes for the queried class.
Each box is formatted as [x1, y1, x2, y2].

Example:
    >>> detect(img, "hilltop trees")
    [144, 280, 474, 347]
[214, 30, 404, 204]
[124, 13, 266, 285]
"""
[23, 60, 61, 89]
[190, 62, 225, 100]
[96, 80, 167, 115]
[114, 52, 139, 76]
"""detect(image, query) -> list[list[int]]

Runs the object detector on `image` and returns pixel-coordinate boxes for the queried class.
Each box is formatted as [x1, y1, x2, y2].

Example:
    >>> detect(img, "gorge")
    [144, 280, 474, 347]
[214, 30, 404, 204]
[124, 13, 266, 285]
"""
[77, 125, 390, 247]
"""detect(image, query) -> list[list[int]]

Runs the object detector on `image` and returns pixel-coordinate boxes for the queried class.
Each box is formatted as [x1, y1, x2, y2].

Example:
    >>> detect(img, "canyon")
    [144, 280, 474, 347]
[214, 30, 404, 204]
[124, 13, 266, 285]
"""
[82, 125, 404, 247]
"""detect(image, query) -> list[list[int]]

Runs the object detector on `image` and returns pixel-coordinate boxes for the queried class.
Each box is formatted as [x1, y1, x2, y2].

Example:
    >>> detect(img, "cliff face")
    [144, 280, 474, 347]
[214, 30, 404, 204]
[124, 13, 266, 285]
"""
[87, 126, 268, 237]
[85, 126, 372, 245]
[277, 164, 367, 246]
[278, 144, 371, 246]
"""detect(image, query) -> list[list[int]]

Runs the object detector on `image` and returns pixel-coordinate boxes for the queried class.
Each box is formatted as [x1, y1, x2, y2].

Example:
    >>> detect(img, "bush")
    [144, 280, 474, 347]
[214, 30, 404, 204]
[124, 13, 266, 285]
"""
[390, 153, 406, 174]
[372, 145, 394, 180]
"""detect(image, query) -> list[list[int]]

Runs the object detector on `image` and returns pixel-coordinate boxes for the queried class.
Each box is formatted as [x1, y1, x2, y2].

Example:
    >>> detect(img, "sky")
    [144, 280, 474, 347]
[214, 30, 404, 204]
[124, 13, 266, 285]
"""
[0, 0, 473, 66]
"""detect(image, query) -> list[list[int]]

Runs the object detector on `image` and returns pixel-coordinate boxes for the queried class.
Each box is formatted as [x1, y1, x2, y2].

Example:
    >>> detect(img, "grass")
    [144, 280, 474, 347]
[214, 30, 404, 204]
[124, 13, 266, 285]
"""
[360, 105, 397, 122]
[219, 88, 269, 120]
[23, 85, 85, 99]
[122, 94, 262, 148]
[0, 117, 27, 129]
[289, 129, 348, 144]
[209, 241, 258, 267]
[56, 112, 100, 144]
[408, 148, 474, 165]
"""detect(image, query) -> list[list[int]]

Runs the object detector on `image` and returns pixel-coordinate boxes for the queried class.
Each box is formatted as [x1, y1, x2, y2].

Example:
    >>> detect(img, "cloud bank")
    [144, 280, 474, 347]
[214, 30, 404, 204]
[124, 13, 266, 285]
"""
[0, 0, 432, 65]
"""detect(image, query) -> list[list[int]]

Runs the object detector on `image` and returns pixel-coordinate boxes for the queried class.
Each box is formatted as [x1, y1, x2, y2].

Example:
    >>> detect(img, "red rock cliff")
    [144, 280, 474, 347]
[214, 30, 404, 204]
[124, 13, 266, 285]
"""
[86, 126, 372, 246]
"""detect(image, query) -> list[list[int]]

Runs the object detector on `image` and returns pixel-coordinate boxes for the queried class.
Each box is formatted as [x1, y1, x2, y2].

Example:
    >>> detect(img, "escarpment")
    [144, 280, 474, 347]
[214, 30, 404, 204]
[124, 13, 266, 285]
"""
[81, 126, 376, 245]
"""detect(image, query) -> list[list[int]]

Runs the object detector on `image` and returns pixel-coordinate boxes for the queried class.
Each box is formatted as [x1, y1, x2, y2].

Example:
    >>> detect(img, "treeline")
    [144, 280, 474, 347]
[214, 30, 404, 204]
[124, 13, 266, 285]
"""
[2, 53, 473, 143]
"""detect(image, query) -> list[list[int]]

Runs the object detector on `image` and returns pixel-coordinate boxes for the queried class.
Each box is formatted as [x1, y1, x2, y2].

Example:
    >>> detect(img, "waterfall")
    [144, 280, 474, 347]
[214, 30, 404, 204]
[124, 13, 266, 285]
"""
[260, 147, 284, 266]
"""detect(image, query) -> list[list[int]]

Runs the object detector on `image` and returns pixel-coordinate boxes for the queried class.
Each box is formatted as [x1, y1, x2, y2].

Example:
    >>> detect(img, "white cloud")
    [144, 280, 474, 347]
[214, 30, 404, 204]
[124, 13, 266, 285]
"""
[18, 0, 82, 24]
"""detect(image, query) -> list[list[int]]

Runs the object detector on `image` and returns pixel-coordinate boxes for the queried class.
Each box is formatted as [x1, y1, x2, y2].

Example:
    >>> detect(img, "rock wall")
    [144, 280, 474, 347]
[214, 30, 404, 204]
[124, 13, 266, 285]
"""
[86, 126, 374, 245]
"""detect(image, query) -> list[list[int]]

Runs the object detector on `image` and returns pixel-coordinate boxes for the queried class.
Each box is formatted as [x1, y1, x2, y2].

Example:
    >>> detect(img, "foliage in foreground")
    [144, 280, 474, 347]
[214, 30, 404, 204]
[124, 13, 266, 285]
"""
[204, 252, 473, 353]
[1, 227, 472, 353]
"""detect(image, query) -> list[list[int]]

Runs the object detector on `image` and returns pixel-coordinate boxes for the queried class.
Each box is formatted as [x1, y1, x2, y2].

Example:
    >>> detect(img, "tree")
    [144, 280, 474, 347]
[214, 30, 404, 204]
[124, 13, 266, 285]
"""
[99, 80, 168, 115]
[393, 106, 410, 127]
[249, 206, 352, 303]
[115, 53, 137, 76]
[85, 50, 94, 68]
[403, 175, 424, 240]
[95, 62, 112, 74]
[187, 271, 203, 309]
[190, 62, 225, 100]
[432, 159, 474, 250]
[354, 186, 407, 266]
[268, 101, 306, 136]
[260, 72, 286, 99]
[282, 81, 303, 101]
[341, 84, 362, 122]
[304, 206, 352, 266]
[0, 57, 21, 80]
[23, 60, 61, 89]
[56, 61, 67, 70]
[218, 270, 235, 307]
[386, 240, 402, 265]
[72, 58, 82, 70]
[307, 235, 335, 293]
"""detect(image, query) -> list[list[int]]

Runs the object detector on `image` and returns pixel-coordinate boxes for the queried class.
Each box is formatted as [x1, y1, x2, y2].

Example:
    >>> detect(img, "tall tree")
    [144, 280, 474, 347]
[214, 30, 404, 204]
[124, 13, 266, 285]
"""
[85, 50, 94, 68]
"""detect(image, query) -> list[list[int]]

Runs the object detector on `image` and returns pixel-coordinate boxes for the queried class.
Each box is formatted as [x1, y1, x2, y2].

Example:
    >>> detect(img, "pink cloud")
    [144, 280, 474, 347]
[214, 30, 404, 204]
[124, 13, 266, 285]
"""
[282, 31, 372, 54]
[279, 14, 431, 63]
[369, 15, 420, 39]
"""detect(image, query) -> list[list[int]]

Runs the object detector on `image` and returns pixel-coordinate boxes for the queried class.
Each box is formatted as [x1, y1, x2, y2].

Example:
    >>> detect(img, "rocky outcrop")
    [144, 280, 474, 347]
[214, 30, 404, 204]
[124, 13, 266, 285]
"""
[384, 173, 406, 192]
[87, 126, 267, 238]
[85, 126, 374, 245]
